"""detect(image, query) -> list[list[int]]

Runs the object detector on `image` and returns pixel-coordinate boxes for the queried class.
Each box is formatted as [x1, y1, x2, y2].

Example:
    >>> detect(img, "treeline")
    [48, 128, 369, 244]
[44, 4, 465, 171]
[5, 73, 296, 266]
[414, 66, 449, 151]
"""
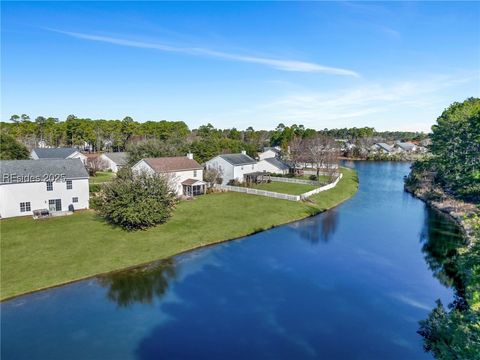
[406, 97, 480, 359]
[1, 114, 428, 162]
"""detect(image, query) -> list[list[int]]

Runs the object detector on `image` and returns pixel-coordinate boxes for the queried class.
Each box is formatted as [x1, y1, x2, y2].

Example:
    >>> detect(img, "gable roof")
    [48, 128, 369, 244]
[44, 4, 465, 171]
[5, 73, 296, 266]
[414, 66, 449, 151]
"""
[103, 152, 128, 166]
[376, 143, 393, 152]
[32, 147, 78, 159]
[396, 142, 416, 151]
[0, 159, 89, 184]
[218, 153, 256, 166]
[261, 147, 280, 154]
[263, 157, 290, 170]
[143, 157, 202, 173]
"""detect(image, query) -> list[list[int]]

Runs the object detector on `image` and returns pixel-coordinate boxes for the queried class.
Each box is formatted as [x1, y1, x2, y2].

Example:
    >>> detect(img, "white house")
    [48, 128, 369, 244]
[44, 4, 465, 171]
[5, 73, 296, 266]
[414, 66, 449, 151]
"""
[395, 141, 418, 152]
[0, 159, 89, 219]
[371, 143, 394, 153]
[132, 154, 205, 196]
[100, 152, 128, 173]
[256, 157, 290, 175]
[258, 147, 281, 160]
[205, 151, 257, 185]
[31, 147, 87, 164]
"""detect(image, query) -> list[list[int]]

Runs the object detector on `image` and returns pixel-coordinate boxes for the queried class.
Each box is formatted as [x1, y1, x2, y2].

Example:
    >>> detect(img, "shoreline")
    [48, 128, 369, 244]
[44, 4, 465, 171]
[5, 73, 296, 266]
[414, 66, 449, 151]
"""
[1, 169, 359, 302]
[404, 184, 478, 246]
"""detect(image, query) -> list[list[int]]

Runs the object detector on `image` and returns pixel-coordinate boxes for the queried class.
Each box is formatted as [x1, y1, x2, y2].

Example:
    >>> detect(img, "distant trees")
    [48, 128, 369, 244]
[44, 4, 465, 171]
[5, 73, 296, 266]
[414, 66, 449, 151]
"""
[94, 169, 177, 230]
[0, 133, 30, 160]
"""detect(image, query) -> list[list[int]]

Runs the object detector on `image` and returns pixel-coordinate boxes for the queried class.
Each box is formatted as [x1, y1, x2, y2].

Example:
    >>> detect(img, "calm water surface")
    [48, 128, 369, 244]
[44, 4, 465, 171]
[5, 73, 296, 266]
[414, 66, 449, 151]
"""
[1, 162, 463, 359]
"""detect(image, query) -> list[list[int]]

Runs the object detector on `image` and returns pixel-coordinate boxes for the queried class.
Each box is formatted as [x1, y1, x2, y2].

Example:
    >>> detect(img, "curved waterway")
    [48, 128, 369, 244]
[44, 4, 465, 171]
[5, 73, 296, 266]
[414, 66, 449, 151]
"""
[1, 162, 464, 359]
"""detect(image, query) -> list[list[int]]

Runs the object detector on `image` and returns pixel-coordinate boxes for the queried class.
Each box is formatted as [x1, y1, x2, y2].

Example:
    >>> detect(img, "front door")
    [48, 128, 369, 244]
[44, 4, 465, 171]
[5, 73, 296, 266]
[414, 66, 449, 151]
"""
[49, 199, 62, 212]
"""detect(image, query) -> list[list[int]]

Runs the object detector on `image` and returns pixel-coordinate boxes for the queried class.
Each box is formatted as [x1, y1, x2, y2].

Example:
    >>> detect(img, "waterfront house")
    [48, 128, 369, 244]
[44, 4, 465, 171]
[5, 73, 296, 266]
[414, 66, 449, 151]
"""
[100, 152, 128, 173]
[132, 154, 205, 196]
[205, 151, 257, 185]
[371, 143, 394, 153]
[258, 147, 281, 160]
[256, 157, 290, 175]
[0, 159, 89, 219]
[395, 141, 418, 152]
[31, 147, 87, 164]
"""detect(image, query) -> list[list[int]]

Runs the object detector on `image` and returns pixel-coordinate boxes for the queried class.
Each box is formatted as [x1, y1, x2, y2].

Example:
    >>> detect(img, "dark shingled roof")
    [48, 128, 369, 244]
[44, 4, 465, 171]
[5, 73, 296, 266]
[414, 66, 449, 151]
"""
[264, 157, 290, 170]
[144, 157, 202, 173]
[218, 153, 256, 165]
[32, 147, 78, 159]
[103, 152, 128, 166]
[0, 159, 89, 184]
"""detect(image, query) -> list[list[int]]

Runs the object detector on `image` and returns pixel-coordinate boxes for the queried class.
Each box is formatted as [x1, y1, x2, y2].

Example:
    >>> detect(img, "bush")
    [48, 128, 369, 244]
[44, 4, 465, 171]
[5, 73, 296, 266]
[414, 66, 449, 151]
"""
[309, 175, 318, 181]
[93, 170, 177, 230]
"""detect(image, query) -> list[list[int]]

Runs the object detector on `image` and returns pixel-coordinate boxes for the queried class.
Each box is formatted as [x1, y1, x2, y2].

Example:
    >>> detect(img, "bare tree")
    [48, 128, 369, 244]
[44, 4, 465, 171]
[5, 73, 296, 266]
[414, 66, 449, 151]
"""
[203, 167, 223, 188]
[304, 135, 339, 178]
[86, 156, 108, 176]
[288, 136, 306, 173]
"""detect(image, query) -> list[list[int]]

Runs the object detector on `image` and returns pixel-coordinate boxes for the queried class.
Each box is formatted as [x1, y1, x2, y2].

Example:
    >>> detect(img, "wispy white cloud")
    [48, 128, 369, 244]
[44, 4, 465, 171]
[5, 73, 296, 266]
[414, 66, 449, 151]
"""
[50, 29, 360, 77]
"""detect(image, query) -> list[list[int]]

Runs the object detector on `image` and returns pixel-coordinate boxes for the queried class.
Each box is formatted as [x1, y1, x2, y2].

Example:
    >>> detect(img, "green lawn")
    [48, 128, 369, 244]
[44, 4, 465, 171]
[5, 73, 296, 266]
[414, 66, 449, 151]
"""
[0, 167, 358, 300]
[251, 181, 317, 195]
[89, 171, 115, 184]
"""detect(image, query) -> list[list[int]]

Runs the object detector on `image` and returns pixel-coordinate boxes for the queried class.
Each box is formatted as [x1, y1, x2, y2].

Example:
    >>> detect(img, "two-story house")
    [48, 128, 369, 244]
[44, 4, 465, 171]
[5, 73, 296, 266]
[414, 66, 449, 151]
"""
[0, 159, 89, 218]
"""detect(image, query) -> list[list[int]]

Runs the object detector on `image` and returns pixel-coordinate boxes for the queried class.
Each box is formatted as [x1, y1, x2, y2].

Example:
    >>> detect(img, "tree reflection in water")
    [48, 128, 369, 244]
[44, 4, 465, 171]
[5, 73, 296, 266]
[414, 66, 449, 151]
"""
[291, 209, 339, 244]
[99, 259, 176, 307]
[420, 207, 465, 291]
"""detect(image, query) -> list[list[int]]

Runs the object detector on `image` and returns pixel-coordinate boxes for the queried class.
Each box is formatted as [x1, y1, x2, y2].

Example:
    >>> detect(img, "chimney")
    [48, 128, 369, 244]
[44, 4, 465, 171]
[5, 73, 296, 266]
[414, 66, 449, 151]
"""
[241, 150, 246, 155]
[186, 153, 193, 159]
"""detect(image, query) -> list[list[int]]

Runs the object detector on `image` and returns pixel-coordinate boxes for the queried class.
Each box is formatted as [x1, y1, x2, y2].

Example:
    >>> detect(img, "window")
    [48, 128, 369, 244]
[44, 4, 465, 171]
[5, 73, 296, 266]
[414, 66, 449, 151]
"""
[193, 170, 197, 177]
[46, 181, 53, 191]
[20, 202, 31, 212]
[252, 164, 254, 170]
[72, 197, 78, 203]
[241, 166, 244, 170]
[66, 180, 72, 190]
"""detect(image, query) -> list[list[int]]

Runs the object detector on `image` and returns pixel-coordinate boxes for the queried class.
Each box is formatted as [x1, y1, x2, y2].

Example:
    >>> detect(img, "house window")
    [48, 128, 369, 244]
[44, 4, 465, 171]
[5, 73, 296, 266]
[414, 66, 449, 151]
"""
[193, 170, 197, 177]
[20, 202, 31, 212]
[46, 181, 53, 191]
[66, 180, 72, 189]
[72, 197, 78, 203]
[241, 166, 244, 170]
[252, 164, 254, 169]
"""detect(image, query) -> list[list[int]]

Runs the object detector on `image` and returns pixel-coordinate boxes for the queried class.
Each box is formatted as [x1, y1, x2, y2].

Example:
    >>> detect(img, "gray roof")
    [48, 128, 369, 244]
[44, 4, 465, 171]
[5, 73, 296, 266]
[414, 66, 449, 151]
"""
[396, 142, 415, 151]
[103, 152, 128, 166]
[262, 147, 280, 153]
[32, 147, 78, 159]
[264, 157, 290, 170]
[218, 153, 256, 166]
[376, 143, 393, 152]
[0, 159, 88, 184]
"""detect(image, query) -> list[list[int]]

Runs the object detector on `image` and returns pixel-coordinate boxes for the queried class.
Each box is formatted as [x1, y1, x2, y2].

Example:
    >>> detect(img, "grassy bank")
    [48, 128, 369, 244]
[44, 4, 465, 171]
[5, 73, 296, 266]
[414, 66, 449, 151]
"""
[1, 167, 358, 300]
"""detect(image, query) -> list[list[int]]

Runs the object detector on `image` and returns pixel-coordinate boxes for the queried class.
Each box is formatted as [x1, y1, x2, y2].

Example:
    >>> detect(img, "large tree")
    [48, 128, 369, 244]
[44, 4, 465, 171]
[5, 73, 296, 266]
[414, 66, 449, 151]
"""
[429, 97, 480, 201]
[0, 133, 30, 160]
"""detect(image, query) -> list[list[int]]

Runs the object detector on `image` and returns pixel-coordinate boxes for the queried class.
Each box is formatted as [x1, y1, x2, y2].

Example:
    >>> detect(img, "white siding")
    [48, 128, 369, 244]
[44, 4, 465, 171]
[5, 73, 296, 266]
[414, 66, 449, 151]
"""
[131, 160, 203, 195]
[100, 154, 119, 173]
[0, 178, 89, 218]
[205, 156, 234, 185]
[258, 149, 277, 160]
[232, 163, 257, 182]
[256, 159, 288, 174]
[67, 152, 87, 165]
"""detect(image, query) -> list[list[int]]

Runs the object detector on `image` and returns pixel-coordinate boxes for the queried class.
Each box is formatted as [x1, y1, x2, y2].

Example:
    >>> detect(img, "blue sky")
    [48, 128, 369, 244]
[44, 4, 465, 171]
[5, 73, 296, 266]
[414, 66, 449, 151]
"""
[2, 1, 479, 132]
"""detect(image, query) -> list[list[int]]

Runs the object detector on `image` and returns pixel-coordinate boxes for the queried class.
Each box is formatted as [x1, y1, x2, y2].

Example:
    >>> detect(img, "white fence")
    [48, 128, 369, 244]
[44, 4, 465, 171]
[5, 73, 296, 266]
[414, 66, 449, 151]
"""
[300, 173, 343, 200]
[215, 185, 300, 201]
[216, 173, 343, 202]
[261, 176, 322, 186]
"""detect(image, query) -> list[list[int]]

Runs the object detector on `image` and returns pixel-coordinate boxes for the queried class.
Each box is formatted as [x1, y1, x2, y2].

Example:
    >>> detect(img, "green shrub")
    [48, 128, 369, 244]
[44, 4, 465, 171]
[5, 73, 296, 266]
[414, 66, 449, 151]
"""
[93, 170, 177, 230]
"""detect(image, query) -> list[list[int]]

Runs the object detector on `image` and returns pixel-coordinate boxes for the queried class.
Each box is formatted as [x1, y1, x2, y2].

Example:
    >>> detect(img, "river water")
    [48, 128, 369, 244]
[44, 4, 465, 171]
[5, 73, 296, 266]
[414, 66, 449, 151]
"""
[1, 161, 464, 359]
